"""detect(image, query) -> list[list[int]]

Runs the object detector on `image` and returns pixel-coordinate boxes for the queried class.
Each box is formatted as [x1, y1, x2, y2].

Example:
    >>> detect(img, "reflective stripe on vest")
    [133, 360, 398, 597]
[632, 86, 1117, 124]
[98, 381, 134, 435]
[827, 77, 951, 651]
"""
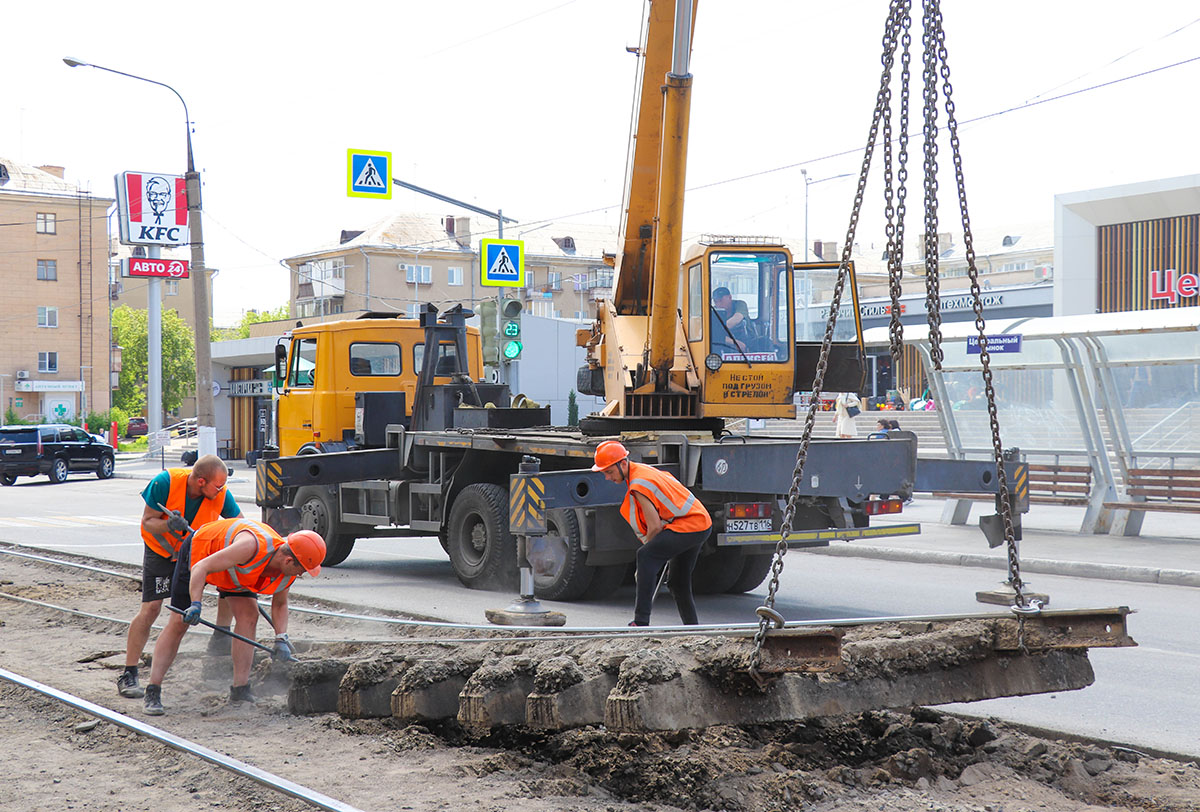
[141, 468, 227, 560]
[191, 517, 296, 596]
[620, 463, 711, 535]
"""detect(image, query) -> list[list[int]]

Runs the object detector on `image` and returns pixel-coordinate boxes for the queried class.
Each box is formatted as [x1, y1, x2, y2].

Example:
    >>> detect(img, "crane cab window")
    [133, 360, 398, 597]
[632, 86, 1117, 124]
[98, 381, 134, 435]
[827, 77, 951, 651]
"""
[709, 251, 791, 363]
[414, 342, 461, 376]
[795, 264, 860, 343]
[287, 338, 318, 388]
[349, 342, 402, 376]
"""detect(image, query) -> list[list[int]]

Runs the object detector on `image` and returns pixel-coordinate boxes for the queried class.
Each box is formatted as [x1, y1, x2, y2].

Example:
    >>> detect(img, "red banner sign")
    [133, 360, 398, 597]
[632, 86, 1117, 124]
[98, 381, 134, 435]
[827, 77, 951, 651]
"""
[126, 257, 190, 279]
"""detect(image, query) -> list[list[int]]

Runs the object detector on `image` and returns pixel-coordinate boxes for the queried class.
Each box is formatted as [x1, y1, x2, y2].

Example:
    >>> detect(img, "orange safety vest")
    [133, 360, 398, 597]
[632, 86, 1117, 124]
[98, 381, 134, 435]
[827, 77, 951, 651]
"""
[141, 468, 228, 560]
[190, 517, 296, 596]
[620, 462, 712, 536]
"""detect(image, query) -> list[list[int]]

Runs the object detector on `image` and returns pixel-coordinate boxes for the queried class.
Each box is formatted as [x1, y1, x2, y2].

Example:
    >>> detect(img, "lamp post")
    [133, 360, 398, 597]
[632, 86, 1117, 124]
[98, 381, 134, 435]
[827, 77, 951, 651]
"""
[800, 170, 854, 262]
[63, 58, 215, 445]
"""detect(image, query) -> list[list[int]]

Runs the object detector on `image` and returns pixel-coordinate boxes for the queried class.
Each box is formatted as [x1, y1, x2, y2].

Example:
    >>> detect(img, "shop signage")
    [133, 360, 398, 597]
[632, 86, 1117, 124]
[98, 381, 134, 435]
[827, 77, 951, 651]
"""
[115, 171, 189, 246]
[230, 380, 272, 397]
[1149, 268, 1199, 305]
[966, 334, 1022, 354]
[15, 380, 85, 392]
[123, 257, 190, 279]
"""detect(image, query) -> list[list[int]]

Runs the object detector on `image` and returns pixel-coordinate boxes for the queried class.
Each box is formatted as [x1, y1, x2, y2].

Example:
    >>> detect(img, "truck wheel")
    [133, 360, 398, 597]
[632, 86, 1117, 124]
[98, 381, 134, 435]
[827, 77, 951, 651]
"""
[446, 483, 518, 591]
[690, 546, 744, 594]
[726, 552, 775, 594]
[96, 455, 115, 480]
[529, 509, 593, 601]
[48, 458, 69, 484]
[294, 486, 357, 567]
[579, 563, 627, 600]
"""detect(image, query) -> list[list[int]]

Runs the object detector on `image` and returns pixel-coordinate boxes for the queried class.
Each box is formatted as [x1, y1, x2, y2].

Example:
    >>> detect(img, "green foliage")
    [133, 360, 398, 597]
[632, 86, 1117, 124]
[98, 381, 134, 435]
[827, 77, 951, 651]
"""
[4, 407, 26, 425]
[213, 305, 292, 341]
[111, 305, 197, 416]
[567, 389, 579, 427]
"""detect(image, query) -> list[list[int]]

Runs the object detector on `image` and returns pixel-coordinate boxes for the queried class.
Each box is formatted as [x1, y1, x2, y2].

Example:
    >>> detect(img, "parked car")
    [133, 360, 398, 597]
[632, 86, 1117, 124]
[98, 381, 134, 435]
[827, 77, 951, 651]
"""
[0, 424, 116, 485]
[125, 417, 148, 438]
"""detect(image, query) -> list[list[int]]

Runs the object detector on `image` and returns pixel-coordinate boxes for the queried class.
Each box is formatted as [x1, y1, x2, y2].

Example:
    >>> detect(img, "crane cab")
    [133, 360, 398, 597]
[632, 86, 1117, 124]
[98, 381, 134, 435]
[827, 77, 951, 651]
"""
[682, 237, 797, 419]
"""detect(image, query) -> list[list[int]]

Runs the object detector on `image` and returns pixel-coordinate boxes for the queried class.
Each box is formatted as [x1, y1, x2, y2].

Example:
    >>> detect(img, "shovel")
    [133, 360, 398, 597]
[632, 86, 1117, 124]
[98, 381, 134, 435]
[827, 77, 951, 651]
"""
[168, 605, 274, 654]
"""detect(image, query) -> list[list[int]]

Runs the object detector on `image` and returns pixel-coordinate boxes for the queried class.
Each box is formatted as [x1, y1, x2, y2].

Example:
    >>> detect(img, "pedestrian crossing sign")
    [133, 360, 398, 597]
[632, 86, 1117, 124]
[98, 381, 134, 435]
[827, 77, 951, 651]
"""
[480, 239, 525, 287]
[347, 149, 392, 199]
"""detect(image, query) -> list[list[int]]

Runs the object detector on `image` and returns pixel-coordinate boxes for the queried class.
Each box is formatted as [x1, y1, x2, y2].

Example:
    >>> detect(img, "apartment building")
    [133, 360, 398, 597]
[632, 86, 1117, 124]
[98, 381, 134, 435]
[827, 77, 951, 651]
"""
[283, 213, 619, 323]
[0, 158, 113, 420]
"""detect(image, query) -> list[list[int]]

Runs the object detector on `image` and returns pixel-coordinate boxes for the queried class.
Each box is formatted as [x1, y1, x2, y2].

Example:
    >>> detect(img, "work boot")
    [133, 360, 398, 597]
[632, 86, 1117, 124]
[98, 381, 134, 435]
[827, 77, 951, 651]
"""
[144, 684, 164, 716]
[117, 669, 144, 698]
[229, 684, 256, 704]
[206, 626, 232, 656]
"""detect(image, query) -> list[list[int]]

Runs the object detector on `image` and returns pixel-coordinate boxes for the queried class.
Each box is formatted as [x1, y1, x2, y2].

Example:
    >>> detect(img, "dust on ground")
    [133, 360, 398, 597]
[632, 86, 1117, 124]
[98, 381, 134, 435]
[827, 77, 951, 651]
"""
[0, 548, 1197, 812]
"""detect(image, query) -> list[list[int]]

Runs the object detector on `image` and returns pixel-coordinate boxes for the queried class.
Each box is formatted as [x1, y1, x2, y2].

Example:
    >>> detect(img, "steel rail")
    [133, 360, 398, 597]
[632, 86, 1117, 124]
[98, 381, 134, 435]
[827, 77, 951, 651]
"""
[0, 666, 369, 812]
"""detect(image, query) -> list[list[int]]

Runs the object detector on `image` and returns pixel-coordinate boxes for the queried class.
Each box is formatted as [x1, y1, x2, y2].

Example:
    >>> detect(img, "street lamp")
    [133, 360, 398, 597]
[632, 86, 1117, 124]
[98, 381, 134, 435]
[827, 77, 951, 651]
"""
[800, 170, 854, 262]
[63, 57, 216, 443]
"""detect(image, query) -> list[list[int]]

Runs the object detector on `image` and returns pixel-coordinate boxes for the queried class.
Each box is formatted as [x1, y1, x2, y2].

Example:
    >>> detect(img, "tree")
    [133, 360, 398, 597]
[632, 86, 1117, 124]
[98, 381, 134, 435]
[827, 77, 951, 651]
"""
[567, 389, 579, 426]
[111, 305, 196, 417]
[213, 305, 291, 341]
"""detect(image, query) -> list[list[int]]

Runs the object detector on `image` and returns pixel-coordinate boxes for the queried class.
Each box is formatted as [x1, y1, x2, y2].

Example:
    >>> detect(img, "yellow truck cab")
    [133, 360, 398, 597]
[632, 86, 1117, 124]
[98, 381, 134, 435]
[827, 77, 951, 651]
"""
[275, 313, 484, 457]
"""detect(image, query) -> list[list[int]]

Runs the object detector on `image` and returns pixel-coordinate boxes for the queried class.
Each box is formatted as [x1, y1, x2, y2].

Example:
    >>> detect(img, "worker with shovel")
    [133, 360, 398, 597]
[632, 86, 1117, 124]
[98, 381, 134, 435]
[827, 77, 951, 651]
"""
[118, 455, 242, 700]
[592, 441, 712, 627]
[142, 517, 325, 716]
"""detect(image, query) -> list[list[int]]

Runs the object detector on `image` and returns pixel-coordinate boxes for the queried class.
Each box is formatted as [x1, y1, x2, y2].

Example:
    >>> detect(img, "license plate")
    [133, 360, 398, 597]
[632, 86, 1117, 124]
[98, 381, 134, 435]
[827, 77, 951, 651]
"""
[3, 449, 20, 455]
[726, 518, 771, 532]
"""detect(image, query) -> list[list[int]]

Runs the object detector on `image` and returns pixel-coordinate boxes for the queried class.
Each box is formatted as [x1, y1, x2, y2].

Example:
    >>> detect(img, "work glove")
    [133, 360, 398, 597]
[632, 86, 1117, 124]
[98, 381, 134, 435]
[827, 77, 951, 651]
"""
[165, 509, 192, 537]
[272, 633, 297, 662]
[183, 601, 203, 626]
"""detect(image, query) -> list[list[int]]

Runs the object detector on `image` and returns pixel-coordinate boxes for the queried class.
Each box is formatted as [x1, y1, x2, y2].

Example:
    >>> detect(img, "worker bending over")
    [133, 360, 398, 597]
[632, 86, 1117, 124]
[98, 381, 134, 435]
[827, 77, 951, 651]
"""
[593, 441, 712, 627]
[119, 455, 241, 699]
[143, 517, 325, 716]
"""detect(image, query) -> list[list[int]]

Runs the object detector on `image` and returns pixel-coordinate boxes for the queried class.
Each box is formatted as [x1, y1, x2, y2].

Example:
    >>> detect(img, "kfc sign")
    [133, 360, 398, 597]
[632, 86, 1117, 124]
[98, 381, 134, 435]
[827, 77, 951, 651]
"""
[115, 171, 189, 246]
[123, 257, 190, 279]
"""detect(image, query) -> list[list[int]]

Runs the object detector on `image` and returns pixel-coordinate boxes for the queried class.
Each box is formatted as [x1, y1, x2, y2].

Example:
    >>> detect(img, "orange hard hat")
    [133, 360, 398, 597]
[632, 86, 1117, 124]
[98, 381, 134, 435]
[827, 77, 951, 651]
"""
[591, 440, 629, 471]
[285, 530, 326, 577]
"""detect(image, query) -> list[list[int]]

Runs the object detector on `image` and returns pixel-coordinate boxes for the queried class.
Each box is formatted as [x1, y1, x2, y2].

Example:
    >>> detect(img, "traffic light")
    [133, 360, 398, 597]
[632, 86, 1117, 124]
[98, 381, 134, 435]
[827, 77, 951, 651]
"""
[500, 297, 523, 360]
[478, 300, 499, 365]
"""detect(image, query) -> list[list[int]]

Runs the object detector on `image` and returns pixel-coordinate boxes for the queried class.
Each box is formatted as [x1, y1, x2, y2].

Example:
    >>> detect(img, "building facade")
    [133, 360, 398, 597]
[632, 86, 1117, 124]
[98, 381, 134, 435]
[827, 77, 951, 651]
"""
[0, 159, 113, 421]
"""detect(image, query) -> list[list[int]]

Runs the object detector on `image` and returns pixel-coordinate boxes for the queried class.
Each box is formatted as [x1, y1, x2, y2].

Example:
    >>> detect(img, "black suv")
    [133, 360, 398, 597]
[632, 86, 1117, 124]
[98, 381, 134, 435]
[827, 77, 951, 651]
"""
[0, 424, 116, 485]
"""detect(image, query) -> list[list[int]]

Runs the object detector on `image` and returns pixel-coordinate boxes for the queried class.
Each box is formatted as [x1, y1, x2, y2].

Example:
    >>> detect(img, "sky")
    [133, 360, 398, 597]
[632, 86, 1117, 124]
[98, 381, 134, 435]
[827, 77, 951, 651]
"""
[4, 1, 1199, 325]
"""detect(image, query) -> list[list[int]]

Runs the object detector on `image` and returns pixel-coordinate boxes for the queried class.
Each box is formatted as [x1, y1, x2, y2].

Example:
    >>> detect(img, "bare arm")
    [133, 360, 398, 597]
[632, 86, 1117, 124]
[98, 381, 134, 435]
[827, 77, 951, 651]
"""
[140, 503, 175, 538]
[189, 532, 258, 604]
[631, 491, 664, 543]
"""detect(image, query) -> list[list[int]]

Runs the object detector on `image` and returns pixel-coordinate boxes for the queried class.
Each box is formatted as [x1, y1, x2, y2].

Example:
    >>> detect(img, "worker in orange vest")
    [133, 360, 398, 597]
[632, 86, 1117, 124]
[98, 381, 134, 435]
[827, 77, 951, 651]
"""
[118, 455, 241, 700]
[142, 517, 325, 716]
[592, 440, 713, 627]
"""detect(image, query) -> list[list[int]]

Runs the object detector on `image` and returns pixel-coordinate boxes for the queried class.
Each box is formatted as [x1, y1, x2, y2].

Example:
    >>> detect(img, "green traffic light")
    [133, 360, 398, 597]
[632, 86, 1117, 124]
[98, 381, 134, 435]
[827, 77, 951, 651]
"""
[503, 320, 520, 338]
[503, 340, 523, 360]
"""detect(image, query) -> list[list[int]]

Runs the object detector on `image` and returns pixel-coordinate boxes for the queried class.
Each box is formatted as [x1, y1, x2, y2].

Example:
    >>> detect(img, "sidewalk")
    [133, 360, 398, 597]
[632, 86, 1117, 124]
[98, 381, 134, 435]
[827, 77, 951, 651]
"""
[112, 452, 1200, 589]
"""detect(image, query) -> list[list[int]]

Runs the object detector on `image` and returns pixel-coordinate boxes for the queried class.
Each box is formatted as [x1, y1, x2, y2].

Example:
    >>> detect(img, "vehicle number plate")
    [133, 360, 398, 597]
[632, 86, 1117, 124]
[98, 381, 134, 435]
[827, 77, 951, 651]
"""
[3, 449, 20, 455]
[726, 518, 771, 532]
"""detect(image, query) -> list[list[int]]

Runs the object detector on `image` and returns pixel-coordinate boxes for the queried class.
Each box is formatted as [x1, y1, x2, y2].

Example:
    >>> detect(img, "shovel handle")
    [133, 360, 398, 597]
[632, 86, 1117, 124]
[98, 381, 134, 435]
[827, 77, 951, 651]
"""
[167, 605, 274, 654]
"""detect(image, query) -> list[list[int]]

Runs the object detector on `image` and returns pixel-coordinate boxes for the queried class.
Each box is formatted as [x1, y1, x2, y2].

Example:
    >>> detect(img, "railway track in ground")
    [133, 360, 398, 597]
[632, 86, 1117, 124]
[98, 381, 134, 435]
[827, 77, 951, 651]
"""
[1, 541, 1197, 812]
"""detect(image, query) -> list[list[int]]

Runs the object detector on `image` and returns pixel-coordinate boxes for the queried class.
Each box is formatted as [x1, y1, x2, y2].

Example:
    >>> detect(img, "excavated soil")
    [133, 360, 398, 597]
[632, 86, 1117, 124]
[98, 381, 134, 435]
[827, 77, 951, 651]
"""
[0, 548, 1197, 812]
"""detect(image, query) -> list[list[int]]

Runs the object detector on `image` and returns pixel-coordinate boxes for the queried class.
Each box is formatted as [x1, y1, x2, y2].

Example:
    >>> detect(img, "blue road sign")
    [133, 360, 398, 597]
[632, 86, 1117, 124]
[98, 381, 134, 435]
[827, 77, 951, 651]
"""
[480, 239, 524, 287]
[347, 149, 392, 199]
[966, 334, 1022, 354]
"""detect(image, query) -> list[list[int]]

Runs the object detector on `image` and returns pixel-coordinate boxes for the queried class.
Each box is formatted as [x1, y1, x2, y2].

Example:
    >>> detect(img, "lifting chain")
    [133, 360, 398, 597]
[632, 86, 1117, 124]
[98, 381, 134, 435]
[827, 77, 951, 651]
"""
[748, 0, 1027, 687]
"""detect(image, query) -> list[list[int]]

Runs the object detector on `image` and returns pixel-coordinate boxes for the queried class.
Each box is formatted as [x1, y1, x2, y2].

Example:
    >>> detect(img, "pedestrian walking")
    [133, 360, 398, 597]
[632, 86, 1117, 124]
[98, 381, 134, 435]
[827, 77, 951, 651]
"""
[592, 441, 712, 627]
[143, 517, 325, 716]
[834, 391, 861, 438]
[118, 455, 241, 699]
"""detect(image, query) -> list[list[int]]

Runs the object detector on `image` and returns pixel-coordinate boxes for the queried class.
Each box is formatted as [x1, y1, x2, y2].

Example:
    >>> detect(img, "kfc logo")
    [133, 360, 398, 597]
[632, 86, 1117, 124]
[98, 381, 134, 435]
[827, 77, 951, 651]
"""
[115, 171, 189, 246]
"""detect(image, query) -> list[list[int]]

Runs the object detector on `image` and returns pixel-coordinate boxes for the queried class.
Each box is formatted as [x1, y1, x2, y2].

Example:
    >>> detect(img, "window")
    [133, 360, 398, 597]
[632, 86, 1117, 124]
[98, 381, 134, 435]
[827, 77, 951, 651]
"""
[687, 263, 703, 341]
[37, 306, 58, 328]
[406, 302, 420, 318]
[587, 268, 614, 290]
[38, 351, 58, 373]
[36, 213, 56, 234]
[1001, 261, 1030, 272]
[349, 342, 401, 376]
[709, 250, 792, 363]
[547, 271, 562, 291]
[413, 342, 460, 375]
[448, 266, 463, 286]
[165, 280, 179, 296]
[37, 259, 57, 281]
[287, 338, 317, 388]
[403, 263, 431, 284]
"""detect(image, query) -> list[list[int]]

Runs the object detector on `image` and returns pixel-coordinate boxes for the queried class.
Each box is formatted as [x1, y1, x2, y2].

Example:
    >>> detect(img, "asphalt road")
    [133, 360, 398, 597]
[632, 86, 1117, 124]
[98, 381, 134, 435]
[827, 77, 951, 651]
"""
[1, 473, 1196, 759]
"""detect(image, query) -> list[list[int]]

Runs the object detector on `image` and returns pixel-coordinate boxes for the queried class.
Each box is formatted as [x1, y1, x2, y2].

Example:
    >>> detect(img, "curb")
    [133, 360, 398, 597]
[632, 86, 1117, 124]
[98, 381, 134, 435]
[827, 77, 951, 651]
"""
[804, 544, 1200, 588]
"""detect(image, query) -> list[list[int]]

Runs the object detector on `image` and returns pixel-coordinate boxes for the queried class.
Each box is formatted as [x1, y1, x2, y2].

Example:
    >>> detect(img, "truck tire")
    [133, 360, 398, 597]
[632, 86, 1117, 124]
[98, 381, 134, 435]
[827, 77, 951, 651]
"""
[690, 546, 744, 594]
[294, 486, 357, 567]
[48, 458, 69, 484]
[579, 562, 627, 600]
[528, 509, 593, 601]
[446, 483, 518, 591]
[726, 552, 775, 594]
